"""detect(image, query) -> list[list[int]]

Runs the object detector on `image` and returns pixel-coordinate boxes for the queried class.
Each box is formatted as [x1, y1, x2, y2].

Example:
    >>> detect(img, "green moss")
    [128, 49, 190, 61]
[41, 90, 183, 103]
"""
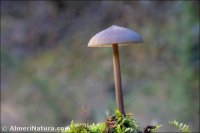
[61, 110, 190, 133]
[62, 110, 141, 133]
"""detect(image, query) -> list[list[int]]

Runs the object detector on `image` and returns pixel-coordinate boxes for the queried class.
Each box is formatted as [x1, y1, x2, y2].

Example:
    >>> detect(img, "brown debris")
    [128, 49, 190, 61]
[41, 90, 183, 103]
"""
[144, 125, 156, 133]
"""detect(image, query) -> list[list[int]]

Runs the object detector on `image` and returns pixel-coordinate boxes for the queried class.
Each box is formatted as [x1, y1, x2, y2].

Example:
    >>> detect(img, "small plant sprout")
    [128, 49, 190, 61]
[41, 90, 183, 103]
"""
[88, 25, 143, 115]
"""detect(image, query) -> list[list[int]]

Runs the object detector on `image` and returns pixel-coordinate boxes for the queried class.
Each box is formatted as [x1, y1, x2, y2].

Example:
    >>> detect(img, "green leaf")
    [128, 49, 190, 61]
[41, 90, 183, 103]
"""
[169, 120, 190, 133]
[115, 109, 121, 118]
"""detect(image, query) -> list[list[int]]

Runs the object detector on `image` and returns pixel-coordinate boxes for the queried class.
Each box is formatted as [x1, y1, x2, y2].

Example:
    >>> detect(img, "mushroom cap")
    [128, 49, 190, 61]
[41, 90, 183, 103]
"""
[88, 25, 143, 47]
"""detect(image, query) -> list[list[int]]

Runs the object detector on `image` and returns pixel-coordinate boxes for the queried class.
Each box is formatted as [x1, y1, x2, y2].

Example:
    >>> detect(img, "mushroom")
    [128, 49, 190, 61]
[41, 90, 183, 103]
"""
[88, 25, 143, 115]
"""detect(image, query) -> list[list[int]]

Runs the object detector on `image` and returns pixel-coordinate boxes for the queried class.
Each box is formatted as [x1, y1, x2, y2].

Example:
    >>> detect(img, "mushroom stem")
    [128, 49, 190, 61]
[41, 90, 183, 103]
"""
[112, 44, 125, 115]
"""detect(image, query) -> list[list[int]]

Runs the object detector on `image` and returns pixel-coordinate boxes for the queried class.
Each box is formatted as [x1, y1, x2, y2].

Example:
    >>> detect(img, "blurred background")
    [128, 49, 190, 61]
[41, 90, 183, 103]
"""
[1, 1, 199, 132]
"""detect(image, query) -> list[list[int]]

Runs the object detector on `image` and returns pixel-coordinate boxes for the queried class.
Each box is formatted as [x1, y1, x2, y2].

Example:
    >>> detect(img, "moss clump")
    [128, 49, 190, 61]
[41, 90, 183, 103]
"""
[62, 110, 142, 133]
[61, 110, 189, 133]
